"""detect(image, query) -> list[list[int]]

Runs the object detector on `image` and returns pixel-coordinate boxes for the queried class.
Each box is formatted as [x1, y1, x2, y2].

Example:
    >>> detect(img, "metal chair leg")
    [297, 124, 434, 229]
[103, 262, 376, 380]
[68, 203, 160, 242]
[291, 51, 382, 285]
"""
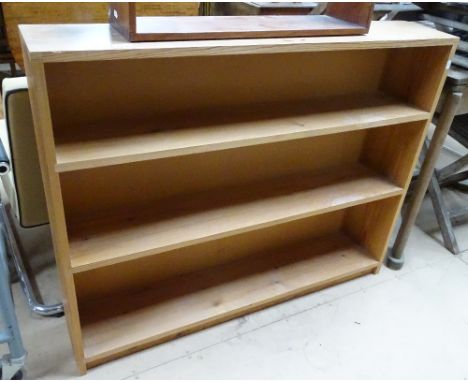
[0, 226, 26, 380]
[0, 203, 63, 317]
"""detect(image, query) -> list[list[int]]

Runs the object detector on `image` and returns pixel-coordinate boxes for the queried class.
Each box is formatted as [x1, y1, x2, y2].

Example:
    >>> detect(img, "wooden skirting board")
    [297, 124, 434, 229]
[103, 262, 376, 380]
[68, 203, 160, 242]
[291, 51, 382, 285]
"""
[20, 21, 457, 374]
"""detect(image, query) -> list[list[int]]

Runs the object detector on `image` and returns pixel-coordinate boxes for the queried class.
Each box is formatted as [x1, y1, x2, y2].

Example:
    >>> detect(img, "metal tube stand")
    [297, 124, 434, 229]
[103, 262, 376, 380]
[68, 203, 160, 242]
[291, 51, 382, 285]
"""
[386, 91, 463, 270]
[0, 223, 26, 380]
[0, 203, 63, 317]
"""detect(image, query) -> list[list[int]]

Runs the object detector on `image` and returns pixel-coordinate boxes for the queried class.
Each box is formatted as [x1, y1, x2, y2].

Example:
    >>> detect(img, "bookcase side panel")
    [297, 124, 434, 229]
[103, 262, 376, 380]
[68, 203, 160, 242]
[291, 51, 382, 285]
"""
[21, 43, 87, 373]
[380, 45, 455, 111]
[361, 120, 428, 188]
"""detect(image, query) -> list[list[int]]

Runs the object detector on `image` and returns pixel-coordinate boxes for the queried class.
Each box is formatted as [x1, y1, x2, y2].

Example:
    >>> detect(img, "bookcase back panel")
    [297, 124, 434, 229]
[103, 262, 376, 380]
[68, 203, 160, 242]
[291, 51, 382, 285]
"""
[73, 195, 397, 306]
[74, 209, 344, 301]
[60, 118, 424, 231]
[60, 130, 365, 225]
[45, 49, 388, 139]
[44, 45, 451, 148]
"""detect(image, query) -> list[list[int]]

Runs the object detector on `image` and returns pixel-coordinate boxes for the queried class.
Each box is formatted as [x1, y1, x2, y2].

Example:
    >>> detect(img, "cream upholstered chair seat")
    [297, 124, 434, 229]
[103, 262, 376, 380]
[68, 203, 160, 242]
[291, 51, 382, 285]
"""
[0, 77, 63, 317]
[1, 77, 48, 228]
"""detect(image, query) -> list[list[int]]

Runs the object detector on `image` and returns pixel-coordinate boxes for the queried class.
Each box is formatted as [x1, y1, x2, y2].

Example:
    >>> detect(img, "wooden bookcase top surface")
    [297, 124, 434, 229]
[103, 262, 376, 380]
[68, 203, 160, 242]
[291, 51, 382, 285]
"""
[20, 21, 457, 62]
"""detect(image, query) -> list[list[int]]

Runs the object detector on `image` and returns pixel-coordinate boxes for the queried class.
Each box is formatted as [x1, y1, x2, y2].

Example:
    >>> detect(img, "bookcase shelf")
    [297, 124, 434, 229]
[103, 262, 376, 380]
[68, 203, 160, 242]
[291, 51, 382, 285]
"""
[68, 164, 402, 272]
[55, 93, 428, 172]
[20, 21, 457, 373]
[80, 232, 378, 366]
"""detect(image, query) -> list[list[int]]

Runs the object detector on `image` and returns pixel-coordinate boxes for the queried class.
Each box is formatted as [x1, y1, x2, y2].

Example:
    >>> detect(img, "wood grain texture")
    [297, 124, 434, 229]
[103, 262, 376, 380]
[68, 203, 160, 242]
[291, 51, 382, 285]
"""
[348, 121, 428, 264]
[20, 39, 86, 373]
[384, 43, 459, 265]
[326, 2, 373, 33]
[131, 14, 367, 41]
[59, 130, 367, 226]
[4, 2, 199, 67]
[74, 211, 345, 301]
[345, 196, 401, 263]
[381, 45, 453, 111]
[362, 121, 428, 188]
[55, 93, 429, 172]
[79, 233, 379, 367]
[109, 3, 372, 42]
[45, 49, 387, 135]
[208, 2, 319, 16]
[20, 22, 455, 373]
[19, 21, 457, 63]
[68, 164, 402, 272]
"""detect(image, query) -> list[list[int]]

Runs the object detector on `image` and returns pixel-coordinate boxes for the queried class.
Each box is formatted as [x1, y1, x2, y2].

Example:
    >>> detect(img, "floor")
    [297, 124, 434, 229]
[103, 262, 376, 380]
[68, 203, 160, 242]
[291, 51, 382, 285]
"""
[4, 135, 468, 380]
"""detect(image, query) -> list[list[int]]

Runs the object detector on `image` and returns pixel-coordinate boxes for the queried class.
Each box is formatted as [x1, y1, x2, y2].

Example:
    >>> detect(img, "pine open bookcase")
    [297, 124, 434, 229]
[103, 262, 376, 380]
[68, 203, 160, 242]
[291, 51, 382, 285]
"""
[20, 21, 457, 374]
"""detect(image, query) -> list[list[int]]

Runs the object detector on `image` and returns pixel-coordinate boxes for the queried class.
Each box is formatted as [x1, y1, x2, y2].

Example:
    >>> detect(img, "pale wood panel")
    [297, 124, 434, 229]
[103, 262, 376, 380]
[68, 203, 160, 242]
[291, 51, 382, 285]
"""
[344, 196, 401, 263]
[135, 3, 199, 16]
[45, 49, 387, 133]
[20, 21, 455, 373]
[4, 2, 199, 67]
[74, 210, 344, 301]
[347, 120, 429, 266]
[345, 120, 428, 264]
[20, 40, 86, 373]
[6, 3, 107, 68]
[68, 164, 402, 272]
[55, 93, 429, 172]
[19, 21, 457, 63]
[132, 15, 367, 40]
[361, 121, 428, 188]
[380, 45, 453, 111]
[117, 3, 372, 41]
[60, 130, 366, 224]
[79, 233, 379, 367]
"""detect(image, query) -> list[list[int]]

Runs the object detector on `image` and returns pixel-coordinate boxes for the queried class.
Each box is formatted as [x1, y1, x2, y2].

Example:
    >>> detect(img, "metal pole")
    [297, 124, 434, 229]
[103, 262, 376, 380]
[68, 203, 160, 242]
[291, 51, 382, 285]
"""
[386, 91, 463, 270]
[0, 203, 63, 317]
[0, 225, 26, 379]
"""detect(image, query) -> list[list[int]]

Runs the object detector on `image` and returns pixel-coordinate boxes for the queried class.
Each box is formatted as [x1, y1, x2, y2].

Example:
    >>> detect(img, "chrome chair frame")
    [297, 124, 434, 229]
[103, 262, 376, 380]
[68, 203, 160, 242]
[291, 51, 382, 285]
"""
[0, 219, 26, 380]
[0, 202, 63, 317]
